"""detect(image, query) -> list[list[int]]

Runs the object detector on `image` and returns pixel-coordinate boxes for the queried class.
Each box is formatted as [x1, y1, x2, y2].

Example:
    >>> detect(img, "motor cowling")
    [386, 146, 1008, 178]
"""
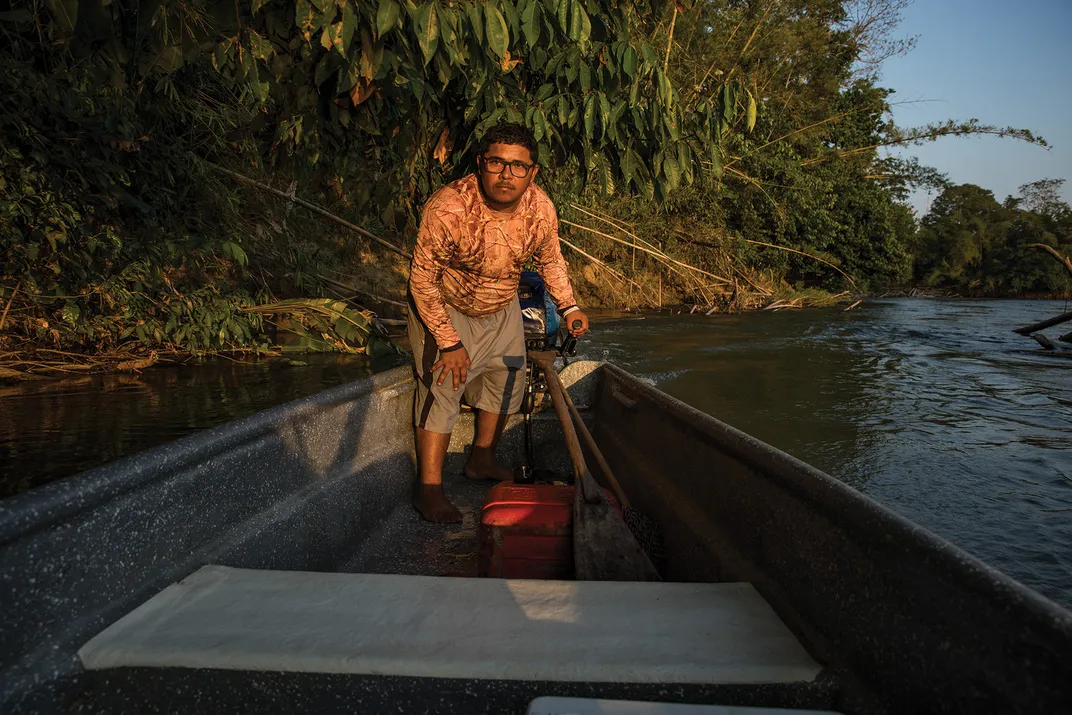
[518, 271, 560, 351]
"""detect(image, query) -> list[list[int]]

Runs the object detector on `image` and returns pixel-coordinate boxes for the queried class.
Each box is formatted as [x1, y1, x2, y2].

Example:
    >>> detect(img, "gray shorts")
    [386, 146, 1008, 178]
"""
[408, 296, 526, 434]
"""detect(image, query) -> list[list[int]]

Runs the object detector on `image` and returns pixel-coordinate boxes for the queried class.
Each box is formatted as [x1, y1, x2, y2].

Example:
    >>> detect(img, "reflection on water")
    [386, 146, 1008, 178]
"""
[0, 352, 406, 497]
[580, 298, 1072, 609]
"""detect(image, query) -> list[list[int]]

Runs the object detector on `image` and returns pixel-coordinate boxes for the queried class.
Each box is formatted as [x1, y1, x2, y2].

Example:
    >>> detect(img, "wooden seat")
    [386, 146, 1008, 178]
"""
[78, 565, 821, 685]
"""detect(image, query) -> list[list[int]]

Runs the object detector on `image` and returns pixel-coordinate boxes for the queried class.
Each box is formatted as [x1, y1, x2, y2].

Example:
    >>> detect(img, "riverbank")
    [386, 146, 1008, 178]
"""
[0, 281, 857, 382]
[8, 279, 1071, 382]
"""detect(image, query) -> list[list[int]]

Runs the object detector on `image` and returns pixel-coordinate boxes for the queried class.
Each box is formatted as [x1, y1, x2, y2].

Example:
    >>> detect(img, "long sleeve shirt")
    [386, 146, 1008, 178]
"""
[408, 173, 579, 349]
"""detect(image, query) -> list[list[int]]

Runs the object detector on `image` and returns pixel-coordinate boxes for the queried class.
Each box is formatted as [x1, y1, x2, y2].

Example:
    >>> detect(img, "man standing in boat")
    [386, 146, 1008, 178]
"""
[407, 122, 588, 523]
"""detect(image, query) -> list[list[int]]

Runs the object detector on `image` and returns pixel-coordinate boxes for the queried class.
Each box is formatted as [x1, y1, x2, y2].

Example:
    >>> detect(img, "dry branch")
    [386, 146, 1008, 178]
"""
[1, 282, 20, 332]
[206, 162, 412, 260]
[562, 219, 733, 285]
[743, 239, 858, 288]
[1029, 243, 1072, 279]
[1013, 311, 1072, 335]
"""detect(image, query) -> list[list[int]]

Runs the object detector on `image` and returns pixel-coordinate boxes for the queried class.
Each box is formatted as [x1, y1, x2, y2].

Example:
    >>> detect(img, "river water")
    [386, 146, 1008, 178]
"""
[1, 298, 1070, 608]
[578, 298, 1072, 609]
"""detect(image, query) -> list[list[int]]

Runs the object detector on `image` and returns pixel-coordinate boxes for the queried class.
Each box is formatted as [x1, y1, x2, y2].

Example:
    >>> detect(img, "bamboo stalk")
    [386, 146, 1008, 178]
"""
[663, 6, 678, 73]
[206, 163, 412, 260]
[0, 282, 20, 332]
[319, 273, 408, 309]
[558, 236, 658, 304]
[561, 219, 732, 285]
[569, 203, 664, 253]
[743, 239, 858, 288]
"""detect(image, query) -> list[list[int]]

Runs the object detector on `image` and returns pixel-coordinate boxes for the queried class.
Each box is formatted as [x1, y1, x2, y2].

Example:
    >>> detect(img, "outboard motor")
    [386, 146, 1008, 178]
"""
[518, 271, 577, 358]
[518, 271, 560, 351]
[517, 272, 580, 483]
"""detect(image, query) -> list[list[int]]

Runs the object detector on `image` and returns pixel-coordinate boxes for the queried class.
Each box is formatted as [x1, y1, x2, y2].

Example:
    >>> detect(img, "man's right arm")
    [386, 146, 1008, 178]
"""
[409, 198, 464, 351]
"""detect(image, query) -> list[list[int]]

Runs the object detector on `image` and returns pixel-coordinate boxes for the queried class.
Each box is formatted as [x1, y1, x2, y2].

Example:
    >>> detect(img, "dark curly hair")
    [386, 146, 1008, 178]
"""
[477, 122, 538, 163]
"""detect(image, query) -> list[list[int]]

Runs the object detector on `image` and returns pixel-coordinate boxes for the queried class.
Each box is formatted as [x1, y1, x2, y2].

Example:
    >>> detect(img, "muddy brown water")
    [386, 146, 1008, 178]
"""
[1, 298, 1069, 608]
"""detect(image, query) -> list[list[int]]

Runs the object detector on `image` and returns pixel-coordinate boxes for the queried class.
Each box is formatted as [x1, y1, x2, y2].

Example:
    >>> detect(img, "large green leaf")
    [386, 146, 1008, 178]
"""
[248, 32, 274, 61]
[579, 61, 590, 92]
[568, 0, 582, 42]
[599, 157, 614, 196]
[484, 4, 509, 60]
[360, 28, 383, 79]
[677, 142, 692, 185]
[663, 151, 680, 191]
[501, 0, 520, 36]
[583, 93, 596, 139]
[576, 1, 591, 49]
[415, 3, 439, 66]
[467, 2, 484, 42]
[721, 83, 736, 123]
[376, 0, 401, 36]
[521, 0, 541, 48]
[326, 2, 358, 57]
[598, 92, 610, 139]
[622, 45, 638, 79]
[656, 69, 672, 108]
[746, 90, 757, 133]
[621, 148, 636, 186]
[708, 142, 723, 180]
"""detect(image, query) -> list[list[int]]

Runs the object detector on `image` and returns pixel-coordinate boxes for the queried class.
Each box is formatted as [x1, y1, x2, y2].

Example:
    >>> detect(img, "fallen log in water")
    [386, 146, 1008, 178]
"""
[1013, 311, 1072, 335]
[1033, 334, 1056, 350]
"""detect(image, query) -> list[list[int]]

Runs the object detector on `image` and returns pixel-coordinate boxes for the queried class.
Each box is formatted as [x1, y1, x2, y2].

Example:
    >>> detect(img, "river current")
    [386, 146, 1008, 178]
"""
[578, 298, 1072, 609]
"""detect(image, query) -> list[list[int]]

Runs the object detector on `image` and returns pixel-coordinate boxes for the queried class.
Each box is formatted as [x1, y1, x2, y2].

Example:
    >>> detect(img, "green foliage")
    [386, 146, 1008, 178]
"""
[1, 0, 1056, 364]
[2, 0, 758, 356]
[913, 182, 1072, 295]
[245, 298, 402, 354]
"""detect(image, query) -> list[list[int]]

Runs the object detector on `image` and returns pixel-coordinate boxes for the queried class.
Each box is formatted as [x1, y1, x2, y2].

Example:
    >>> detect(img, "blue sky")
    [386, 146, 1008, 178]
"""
[880, 0, 1072, 216]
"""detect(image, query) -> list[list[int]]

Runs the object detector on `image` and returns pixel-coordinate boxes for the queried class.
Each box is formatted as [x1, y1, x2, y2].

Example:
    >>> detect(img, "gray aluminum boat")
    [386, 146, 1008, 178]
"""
[1, 359, 1070, 714]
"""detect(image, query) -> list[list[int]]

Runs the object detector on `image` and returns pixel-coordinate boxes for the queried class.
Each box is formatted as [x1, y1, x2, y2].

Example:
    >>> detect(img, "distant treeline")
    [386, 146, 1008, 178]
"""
[910, 180, 1072, 297]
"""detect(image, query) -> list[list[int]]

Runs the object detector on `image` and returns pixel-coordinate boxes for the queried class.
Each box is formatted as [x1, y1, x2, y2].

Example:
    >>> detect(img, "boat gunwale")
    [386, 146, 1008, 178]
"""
[599, 361, 1072, 629]
[0, 366, 416, 546]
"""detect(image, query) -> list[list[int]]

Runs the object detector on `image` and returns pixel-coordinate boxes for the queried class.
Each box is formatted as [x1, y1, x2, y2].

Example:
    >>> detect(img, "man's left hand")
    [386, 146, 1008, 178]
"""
[565, 310, 589, 337]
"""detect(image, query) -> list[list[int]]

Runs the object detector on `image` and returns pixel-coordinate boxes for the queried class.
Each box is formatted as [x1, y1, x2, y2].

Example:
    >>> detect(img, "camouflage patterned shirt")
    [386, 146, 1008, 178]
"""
[408, 173, 578, 349]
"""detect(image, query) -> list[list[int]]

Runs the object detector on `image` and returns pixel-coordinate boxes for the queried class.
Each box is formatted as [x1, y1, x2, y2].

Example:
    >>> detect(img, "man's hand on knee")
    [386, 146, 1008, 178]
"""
[433, 346, 471, 391]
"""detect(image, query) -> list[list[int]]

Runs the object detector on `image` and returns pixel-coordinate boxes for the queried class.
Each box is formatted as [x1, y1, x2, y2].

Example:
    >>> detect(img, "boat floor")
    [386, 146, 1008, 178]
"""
[339, 471, 492, 577]
[70, 474, 842, 713]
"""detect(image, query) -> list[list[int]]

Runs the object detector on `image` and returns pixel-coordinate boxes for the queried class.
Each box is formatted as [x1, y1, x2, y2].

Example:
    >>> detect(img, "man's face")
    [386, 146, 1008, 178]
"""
[478, 142, 538, 207]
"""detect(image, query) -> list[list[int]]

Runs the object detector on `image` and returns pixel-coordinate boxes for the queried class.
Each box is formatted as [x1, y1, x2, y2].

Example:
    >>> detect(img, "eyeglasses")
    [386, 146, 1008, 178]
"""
[482, 156, 535, 178]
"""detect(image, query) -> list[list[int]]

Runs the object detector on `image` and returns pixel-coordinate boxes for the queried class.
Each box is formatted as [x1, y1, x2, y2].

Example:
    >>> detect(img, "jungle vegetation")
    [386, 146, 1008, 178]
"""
[0, 0, 1065, 375]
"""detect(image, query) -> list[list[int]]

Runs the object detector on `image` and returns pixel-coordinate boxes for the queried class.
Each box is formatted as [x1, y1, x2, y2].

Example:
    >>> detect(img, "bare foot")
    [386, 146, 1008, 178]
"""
[413, 485, 463, 523]
[464, 459, 514, 482]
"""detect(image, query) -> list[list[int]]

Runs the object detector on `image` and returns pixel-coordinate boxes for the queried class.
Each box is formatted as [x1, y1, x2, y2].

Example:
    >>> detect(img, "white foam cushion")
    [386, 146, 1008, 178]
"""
[78, 565, 821, 684]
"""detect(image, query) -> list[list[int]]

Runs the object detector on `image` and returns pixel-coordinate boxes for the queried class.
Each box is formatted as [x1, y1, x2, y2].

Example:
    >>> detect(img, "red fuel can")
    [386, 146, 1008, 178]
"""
[477, 481, 620, 580]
